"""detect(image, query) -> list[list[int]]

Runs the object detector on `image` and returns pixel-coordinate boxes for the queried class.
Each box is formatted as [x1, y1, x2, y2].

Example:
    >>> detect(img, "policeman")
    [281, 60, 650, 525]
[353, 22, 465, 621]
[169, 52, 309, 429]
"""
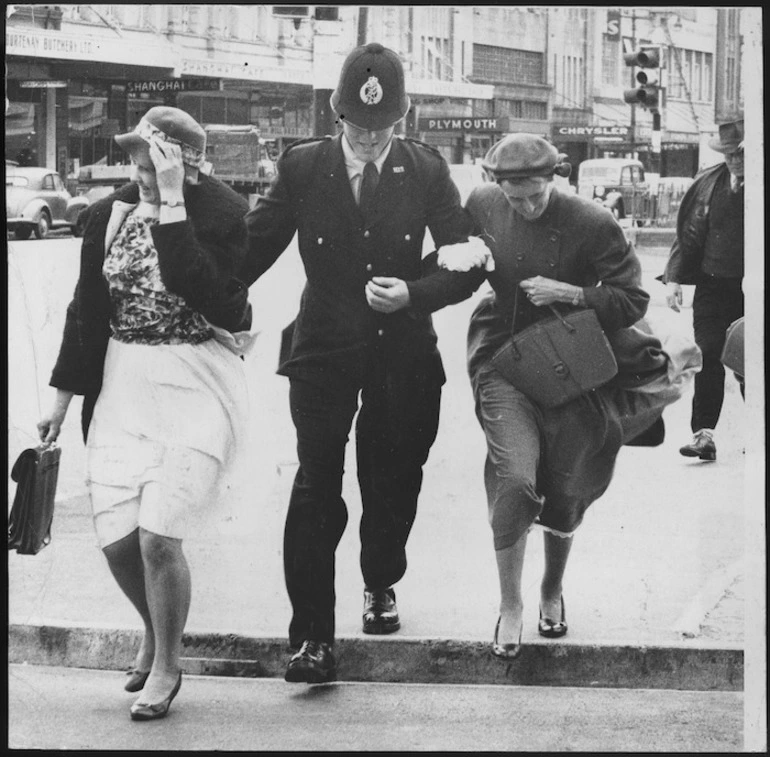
[241, 43, 483, 683]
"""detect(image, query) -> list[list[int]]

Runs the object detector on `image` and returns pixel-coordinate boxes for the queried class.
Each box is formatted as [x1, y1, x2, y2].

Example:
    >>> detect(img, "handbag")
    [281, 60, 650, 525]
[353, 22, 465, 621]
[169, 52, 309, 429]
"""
[491, 287, 618, 409]
[8, 443, 62, 555]
[720, 316, 744, 378]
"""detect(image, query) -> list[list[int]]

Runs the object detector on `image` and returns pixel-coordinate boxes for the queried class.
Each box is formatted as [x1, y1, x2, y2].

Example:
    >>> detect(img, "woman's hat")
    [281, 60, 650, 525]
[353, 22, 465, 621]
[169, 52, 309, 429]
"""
[708, 119, 744, 154]
[114, 106, 208, 169]
[330, 43, 411, 130]
[482, 133, 571, 181]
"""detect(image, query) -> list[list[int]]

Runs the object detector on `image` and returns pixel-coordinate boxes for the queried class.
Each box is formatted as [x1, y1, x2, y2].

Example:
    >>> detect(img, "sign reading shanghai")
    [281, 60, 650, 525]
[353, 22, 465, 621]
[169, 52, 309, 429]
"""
[126, 79, 222, 95]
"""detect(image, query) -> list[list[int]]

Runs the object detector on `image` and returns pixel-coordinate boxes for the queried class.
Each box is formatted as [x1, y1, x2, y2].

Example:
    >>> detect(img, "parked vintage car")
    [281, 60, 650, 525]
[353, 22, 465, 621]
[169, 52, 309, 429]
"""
[577, 158, 654, 225]
[6, 166, 89, 239]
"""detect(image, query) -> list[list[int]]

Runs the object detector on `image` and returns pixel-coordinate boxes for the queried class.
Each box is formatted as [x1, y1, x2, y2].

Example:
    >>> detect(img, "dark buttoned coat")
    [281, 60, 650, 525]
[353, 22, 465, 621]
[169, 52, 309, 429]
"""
[241, 133, 483, 387]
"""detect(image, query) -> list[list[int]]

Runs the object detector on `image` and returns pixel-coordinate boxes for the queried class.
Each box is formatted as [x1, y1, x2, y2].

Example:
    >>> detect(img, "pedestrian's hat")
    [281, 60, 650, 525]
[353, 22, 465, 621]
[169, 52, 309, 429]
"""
[708, 119, 744, 154]
[482, 133, 571, 183]
[330, 43, 411, 130]
[115, 106, 208, 170]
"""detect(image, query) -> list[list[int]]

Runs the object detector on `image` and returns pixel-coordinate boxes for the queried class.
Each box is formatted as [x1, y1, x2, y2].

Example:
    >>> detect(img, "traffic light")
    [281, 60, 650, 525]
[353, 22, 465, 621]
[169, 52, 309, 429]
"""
[623, 46, 661, 111]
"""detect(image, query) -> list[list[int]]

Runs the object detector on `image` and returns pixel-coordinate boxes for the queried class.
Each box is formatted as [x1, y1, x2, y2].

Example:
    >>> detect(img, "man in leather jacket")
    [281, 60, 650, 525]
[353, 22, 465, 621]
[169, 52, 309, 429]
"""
[661, 118, 744, 461]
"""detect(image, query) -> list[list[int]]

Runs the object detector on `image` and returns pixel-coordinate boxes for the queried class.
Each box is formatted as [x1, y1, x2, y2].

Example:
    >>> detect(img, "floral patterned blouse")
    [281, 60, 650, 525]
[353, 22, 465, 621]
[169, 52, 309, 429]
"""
[103, 208, 214, 345]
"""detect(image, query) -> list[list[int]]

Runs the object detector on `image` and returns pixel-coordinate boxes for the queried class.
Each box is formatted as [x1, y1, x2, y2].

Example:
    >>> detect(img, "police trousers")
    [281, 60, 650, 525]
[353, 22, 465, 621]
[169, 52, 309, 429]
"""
[283, 350, 442, 647]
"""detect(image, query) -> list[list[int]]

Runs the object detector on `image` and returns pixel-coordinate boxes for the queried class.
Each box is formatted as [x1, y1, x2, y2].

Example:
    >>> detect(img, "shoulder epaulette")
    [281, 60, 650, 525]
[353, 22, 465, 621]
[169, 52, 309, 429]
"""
[397, 135, 444, 159]
[281, 135, 332, 156]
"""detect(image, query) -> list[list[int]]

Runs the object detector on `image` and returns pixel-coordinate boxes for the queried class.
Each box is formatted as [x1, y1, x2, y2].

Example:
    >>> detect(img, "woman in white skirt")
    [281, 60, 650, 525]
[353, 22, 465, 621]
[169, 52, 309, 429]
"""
[38, 107, 252, 720]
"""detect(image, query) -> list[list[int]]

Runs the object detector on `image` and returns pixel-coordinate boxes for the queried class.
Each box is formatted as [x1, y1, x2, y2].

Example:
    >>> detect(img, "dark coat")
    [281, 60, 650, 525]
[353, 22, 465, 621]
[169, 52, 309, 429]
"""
[465, 183, 650, 379]
[240, 133, 483, 385]
[660, 162, 727, 285]
[49, 175, 250, 439]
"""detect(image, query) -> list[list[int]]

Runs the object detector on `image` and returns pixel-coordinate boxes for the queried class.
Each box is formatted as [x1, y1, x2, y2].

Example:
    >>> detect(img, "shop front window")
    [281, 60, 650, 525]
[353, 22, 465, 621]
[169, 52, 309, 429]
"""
[6, 81, 45, 167]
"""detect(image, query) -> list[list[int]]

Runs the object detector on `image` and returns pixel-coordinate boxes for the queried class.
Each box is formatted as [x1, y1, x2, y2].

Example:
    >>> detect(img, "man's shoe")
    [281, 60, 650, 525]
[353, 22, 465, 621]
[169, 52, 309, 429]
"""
[679, 429, 716, 461]
[362, 587, 401, 635]
[284, 640, 336, 684]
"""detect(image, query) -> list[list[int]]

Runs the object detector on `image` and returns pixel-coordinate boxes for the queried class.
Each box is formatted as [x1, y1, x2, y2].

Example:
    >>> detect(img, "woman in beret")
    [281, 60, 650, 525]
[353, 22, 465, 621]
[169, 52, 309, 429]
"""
[37, 107, 253, 719]
[439, 133, 699, 658]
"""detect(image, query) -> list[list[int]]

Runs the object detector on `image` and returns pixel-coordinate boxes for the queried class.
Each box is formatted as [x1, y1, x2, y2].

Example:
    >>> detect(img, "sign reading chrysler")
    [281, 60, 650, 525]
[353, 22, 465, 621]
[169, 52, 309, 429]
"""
[418, 117, 509, 133]
[554, 125, 630, 142]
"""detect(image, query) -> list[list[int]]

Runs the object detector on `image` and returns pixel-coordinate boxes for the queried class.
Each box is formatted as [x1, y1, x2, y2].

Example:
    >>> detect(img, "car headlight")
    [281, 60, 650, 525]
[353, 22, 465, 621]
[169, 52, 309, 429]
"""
[594, 185, 606, 198]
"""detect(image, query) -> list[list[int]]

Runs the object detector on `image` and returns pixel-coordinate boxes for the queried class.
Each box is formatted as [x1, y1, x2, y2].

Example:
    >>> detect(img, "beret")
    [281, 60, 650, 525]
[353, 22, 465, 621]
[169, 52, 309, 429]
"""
[482, 133, 571, 180]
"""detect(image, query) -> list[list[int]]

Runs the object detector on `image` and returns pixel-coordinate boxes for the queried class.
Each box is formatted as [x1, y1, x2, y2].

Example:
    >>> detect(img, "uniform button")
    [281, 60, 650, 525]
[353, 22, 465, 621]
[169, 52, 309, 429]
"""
[550, 236, 557, 242]
[317, 237, 323, 244]
[366, 264, 373, 272]
[364, 230, 370, 238]
[549, 262, 556, 268]
[405, 234, 411, 241]
[377, 329, 384, 336]
[516, 254, 524, 261]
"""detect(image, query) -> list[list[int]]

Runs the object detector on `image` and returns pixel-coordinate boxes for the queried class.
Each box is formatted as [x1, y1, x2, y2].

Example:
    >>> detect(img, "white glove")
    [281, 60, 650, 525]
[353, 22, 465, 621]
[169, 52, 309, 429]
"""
[437, 236, 495, 272]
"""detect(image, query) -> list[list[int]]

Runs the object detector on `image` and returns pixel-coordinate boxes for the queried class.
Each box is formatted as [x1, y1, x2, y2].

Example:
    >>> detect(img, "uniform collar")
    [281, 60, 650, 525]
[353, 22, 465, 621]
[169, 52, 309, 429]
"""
[341, 133, 394, 178]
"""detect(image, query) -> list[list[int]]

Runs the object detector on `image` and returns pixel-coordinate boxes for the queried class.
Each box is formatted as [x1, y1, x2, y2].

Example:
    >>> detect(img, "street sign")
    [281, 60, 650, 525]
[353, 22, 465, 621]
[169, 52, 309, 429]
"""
[418, 117, 509, 133]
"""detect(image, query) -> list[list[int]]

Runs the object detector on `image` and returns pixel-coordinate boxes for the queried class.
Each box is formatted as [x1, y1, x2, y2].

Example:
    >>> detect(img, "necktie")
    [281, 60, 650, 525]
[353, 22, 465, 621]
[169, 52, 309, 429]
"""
[359, 161, 379, 219]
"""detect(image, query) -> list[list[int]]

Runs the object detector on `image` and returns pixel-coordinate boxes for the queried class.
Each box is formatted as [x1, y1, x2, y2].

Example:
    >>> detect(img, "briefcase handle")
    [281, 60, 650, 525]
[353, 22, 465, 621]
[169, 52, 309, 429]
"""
[510, 284, 577, 337]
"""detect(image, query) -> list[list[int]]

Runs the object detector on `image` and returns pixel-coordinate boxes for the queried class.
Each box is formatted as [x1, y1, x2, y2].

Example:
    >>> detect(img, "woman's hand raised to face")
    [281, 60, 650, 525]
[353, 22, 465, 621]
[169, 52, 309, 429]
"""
[148, 139, 186, 201]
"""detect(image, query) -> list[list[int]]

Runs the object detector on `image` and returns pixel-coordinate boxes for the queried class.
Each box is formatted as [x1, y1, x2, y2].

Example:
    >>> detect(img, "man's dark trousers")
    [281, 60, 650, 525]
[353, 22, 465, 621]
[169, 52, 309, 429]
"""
[691, 274, 744, 431]
[283, 343, 442, 649]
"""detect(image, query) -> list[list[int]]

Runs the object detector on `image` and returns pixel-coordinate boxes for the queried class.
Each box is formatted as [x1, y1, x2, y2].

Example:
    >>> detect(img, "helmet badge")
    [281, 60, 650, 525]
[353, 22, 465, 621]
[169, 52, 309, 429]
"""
[359, 76, 383, 106]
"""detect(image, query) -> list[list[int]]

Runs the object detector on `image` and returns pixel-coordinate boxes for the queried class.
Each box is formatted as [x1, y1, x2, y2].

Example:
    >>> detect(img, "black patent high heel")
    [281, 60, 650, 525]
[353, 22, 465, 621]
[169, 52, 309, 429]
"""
[492, 615, 523, 660]
[538, 596, 568, 638]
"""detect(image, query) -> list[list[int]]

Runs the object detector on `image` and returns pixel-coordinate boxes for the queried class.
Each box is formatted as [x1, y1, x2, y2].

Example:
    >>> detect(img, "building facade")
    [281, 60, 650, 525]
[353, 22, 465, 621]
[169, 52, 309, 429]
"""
[5, 5, 745, 182]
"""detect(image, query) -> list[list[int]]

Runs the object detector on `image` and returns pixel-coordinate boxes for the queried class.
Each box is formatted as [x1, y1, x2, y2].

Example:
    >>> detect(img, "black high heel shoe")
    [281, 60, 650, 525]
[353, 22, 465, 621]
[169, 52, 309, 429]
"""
[538, 596, 568, 638]
[130, 672, 182, 721]
[491, 616, 523, 660]
[124, 669, 151, 693]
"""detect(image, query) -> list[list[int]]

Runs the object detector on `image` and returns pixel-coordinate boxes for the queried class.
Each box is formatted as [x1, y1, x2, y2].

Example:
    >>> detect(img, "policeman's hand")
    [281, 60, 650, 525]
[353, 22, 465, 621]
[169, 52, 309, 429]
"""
[437, 237, 495, 272]
[365, 277, 411, 313]
[665, 282, 683, 312]
[149, 139, 186, 198]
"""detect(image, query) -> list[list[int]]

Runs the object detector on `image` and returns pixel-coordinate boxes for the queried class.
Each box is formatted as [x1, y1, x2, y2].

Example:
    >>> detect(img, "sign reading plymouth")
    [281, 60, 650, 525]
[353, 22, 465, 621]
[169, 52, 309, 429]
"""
[418, 117, 509, 133]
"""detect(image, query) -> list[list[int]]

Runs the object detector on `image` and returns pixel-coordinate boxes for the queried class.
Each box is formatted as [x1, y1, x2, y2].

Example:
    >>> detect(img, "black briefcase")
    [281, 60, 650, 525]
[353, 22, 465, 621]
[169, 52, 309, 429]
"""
[8, 444, 62, 555]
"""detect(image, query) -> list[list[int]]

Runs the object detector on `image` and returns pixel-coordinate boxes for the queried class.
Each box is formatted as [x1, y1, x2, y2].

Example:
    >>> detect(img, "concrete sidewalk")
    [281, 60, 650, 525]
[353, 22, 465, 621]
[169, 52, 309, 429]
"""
[7, 243, 752, 693]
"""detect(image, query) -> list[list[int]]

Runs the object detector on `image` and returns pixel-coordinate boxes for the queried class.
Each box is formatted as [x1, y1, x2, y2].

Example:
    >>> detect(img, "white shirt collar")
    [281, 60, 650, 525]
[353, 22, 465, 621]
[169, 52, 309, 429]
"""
[341, 133, 393, 179]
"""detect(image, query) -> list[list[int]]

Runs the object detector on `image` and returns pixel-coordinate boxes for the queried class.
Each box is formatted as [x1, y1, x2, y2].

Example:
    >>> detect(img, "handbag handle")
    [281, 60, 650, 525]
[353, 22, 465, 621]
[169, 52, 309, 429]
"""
[510, 284, 577, 337]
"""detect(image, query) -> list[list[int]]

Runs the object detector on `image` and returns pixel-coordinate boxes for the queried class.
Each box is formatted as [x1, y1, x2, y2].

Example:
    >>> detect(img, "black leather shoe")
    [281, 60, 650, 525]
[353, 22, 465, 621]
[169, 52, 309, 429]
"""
[679, 430, 716, 461]
[538, 596, 568, 638]
[285, 640, 337, 684]
[362, 588, 401, 635]
[492, 616, 522, 660]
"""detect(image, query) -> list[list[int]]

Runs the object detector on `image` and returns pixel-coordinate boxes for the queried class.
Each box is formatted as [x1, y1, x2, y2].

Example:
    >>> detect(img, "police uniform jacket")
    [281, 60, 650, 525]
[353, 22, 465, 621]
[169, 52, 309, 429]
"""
[241, 133, 483, 385]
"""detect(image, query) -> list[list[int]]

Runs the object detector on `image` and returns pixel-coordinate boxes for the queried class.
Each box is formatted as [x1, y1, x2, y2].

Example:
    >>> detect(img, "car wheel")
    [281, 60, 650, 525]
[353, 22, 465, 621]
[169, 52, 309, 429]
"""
[14, 226, 33, 240]
[33, 210, 51, 240]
